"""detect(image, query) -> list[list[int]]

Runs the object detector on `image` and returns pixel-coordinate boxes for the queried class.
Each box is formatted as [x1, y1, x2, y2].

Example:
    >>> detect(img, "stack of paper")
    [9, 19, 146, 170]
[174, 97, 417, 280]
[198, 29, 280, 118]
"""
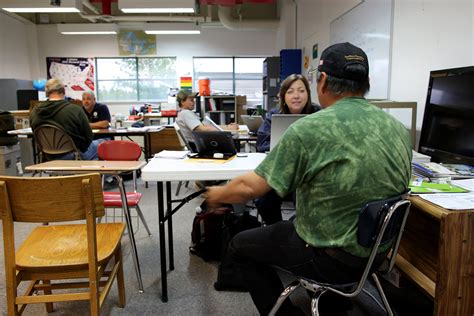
[420, 193, 474, 210]
[412, 150, 431, 164]
[154, 150, 189, 159]
[412, 162, 474, 179]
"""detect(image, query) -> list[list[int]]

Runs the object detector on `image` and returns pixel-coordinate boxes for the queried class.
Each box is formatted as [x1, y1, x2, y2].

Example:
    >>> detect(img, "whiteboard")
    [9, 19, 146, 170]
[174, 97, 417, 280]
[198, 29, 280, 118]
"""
[330, 0, 393, 99]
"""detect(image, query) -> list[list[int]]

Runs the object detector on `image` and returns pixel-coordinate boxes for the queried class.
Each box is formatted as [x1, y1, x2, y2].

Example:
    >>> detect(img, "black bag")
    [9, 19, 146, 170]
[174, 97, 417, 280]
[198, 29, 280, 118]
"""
[214, 210, 261, 292]
[0, 111, 18, 146]
[189, 202, 233, 262]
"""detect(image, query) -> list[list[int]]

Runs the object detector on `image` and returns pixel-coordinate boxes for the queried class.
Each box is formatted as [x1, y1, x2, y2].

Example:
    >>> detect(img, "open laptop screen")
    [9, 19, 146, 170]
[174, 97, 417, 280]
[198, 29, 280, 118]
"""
[270, 114, 307, 150]
[192, 131, 237, 159]
[241, 115, 264, 134]
[203, 116, 224, 131]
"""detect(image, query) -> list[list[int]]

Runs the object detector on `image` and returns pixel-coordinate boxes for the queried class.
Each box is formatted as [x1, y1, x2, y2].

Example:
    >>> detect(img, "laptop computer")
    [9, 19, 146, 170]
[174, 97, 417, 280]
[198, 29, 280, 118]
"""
[270, 114, 307, 150]
[241, 115, 264, 134]
[203, 116, 224, 131]
[192, 131, 237, 159]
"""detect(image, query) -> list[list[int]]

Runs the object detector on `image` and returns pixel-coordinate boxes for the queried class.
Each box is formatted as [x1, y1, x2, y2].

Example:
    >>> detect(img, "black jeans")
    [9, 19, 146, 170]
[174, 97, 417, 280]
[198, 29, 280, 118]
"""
[228, 221, 366, 315]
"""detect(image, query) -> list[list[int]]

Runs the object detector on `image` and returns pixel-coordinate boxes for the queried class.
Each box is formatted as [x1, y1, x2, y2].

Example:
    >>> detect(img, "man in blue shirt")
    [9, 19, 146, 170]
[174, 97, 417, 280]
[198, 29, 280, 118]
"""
[82, 91, 111, 129]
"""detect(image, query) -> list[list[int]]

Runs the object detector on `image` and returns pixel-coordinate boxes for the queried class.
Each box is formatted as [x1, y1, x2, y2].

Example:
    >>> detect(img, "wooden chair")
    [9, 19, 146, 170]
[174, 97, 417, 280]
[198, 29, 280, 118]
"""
[269, 192, 411, 316]
[98, 140, 152, 236]
[0, 173, 126, 315]
[33, 123, 81, 162]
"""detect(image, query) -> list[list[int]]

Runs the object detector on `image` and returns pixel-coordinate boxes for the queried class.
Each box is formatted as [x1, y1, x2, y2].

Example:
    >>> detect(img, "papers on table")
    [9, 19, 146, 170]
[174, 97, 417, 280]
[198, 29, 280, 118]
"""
[452, 179, 474, 192]
[154, 150, 189, 159]
[7, 127, 32, 135]
[127, 126, 164, 132]
[420, 193, 474, 210]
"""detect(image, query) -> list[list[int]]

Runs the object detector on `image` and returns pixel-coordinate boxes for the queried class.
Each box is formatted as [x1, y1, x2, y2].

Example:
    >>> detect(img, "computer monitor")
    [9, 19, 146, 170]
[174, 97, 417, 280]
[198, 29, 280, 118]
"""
[270, 114, 307, 150]
[418, 66, 474, 165]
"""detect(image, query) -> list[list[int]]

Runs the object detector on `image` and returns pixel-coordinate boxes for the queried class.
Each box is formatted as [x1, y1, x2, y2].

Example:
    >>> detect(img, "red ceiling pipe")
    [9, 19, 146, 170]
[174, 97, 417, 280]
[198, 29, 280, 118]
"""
[89, 0, 116, 15]
[200, 0, 274, 5]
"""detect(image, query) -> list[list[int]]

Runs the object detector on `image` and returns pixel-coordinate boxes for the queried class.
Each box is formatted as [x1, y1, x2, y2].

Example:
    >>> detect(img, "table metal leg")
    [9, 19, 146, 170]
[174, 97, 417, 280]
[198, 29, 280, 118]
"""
[166, 181, 174, 270]
[116, 175, 144, 293]
[157, 181, 168, 302]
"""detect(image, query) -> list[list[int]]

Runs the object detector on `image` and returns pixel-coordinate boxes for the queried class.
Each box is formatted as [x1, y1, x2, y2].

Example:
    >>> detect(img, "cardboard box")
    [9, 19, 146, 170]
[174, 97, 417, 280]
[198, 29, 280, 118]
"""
[235, 95, 247, 124]
[0, 144, 21, 176]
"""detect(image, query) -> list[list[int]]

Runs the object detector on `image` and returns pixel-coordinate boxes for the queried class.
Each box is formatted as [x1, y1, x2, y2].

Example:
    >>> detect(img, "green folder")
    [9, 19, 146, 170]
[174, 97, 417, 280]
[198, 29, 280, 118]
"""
[409, 181, 469, 194]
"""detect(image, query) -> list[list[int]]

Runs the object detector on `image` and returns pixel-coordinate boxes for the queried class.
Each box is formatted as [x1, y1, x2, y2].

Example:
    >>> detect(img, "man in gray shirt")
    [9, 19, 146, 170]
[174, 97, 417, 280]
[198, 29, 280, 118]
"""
[175, 90, 238, 150]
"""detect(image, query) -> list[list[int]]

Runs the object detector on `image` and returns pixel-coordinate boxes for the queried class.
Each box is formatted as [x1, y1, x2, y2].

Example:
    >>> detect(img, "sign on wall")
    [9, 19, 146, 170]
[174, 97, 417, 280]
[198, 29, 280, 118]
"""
[118, 30, 157, 56]
[46, 57, 95, 100]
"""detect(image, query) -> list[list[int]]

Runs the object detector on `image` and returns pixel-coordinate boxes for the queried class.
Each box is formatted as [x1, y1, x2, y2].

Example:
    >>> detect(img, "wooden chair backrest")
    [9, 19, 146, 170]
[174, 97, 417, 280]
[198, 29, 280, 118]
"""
[33, 124, 80, 160]
[0, 173, 104, 223]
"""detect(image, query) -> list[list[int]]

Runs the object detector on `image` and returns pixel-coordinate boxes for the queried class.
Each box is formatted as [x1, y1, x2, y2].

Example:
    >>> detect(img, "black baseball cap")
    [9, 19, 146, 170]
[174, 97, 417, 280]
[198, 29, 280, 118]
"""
[176, 90, 198, 104]
[318, 42, 369, 81]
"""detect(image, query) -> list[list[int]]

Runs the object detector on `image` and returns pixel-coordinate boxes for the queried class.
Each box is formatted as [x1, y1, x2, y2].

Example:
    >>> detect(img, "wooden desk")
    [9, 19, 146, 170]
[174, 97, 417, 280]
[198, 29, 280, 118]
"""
[397, 196, 474, 315]
[25, 160, 147, 293]
[8, 126, 166, 162]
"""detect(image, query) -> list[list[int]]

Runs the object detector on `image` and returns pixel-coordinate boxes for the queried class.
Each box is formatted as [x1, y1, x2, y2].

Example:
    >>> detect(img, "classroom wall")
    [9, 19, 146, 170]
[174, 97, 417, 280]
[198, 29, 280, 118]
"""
[34, 24, 278, 114]
[298, 0, 361, 97]
[298, 0, 474, 131]
[0, 12, 38, 80]
[390, 0, 474, 129]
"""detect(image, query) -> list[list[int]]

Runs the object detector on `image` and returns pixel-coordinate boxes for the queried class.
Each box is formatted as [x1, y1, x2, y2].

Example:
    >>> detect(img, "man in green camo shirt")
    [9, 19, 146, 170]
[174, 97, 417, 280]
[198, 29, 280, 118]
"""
[206, 42, 412, 315]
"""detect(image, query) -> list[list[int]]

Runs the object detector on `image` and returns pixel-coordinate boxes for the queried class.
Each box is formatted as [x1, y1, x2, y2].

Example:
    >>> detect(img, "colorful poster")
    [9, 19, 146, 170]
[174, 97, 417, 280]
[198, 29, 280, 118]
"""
[180, 76, 192, 91]
[118, 30, 157, 56]
[46, 57, 95, 100]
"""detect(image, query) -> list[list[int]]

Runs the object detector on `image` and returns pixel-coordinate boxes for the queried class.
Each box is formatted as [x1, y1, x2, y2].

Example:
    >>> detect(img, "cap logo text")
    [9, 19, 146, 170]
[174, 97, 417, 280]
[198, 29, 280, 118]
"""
[344, 55, 365, 62]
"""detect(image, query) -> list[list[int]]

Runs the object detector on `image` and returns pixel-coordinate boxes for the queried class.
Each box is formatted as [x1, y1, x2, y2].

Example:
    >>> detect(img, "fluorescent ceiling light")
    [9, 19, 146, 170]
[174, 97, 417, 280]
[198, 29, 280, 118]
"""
[58, 23, 118, 35]
[1, 0, 81, 13]
[144, 23, 201, 35]
[146, 30, 200, 35]
[119, 0, 195, 14]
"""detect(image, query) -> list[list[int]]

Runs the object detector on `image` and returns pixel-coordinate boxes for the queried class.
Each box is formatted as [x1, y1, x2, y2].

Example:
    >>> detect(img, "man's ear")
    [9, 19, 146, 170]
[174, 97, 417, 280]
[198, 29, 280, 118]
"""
[319, 72, 328, 94]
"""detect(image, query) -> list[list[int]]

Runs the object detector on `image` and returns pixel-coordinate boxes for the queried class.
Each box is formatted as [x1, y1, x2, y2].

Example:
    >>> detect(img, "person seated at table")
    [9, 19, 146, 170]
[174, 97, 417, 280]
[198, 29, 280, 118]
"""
[255, 74, 319, 224]
[30, 78, 105, 160]
[175, 90, 239, 151]
[205, 42, 412, 315]
[82, 91, 111, 129]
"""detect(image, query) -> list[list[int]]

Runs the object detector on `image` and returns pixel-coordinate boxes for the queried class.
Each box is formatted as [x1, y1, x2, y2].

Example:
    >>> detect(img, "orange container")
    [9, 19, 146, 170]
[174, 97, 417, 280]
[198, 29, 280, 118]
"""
[198, 77, 211, 96]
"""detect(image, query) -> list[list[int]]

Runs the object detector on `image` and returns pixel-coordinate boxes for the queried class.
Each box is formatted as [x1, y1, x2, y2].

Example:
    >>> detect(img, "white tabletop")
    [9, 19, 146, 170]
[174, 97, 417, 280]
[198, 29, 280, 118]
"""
[141, 152, 266, 182]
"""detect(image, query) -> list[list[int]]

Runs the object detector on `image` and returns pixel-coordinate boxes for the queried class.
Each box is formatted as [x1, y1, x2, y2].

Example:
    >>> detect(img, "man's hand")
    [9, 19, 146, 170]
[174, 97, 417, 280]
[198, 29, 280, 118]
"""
[226, 123, 239, 131]
[204, 186, 225, 209]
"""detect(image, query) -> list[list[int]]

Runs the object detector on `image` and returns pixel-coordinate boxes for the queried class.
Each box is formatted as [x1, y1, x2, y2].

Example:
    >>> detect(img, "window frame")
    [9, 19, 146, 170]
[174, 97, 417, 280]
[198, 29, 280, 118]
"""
[193, 56, 265, 103]
[95, 56, 177, 103]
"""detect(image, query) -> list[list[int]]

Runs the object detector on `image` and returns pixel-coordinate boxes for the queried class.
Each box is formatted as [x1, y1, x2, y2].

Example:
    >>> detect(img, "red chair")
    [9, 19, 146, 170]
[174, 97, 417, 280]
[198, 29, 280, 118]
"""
[98, 140, 151, 236]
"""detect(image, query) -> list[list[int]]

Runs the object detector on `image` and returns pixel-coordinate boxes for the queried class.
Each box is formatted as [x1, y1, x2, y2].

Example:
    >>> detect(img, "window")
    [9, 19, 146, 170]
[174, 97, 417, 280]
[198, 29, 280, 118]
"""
[193, 57, 265, 105]
[96, 57, 176, 102]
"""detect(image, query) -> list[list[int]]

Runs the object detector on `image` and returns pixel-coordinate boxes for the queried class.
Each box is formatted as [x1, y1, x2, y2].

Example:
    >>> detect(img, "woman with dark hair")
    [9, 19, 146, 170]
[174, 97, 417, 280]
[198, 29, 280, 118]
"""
[255, 74, 320, 224]
[256, 74, 318, 152]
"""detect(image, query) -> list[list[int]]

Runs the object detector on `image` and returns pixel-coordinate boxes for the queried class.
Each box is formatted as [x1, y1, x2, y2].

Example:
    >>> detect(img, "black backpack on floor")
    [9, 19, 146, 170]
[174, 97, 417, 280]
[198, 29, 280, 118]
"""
[189, 202, 233, 262]
[214, 210, 261, 292]
[0, 111, 18, 146]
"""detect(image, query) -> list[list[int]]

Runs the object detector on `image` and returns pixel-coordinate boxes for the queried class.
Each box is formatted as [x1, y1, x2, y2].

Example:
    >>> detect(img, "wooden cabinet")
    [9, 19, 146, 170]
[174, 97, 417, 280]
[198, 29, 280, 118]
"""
[397, 196, 474, 315]
[198, 95, 247, 125]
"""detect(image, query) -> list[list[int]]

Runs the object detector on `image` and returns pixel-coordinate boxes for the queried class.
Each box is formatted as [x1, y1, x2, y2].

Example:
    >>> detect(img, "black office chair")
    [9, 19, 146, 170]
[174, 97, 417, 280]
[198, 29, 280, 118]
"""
[33, 124, 80, 162]
[269, 192, 411, 316]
